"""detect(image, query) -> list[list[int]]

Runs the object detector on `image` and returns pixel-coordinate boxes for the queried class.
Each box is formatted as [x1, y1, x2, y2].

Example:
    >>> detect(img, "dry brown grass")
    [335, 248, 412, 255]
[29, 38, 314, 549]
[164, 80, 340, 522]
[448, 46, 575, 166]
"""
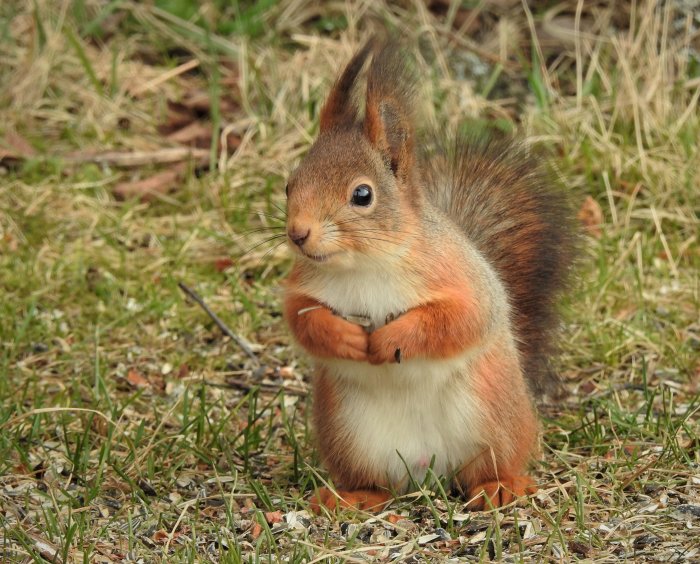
[0, 0, 698, 562]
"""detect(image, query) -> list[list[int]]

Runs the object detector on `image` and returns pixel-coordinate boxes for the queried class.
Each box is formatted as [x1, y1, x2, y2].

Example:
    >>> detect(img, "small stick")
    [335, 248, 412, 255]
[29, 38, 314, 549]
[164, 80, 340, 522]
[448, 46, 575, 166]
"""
[65, 147, 210, 167]
[33, 538, 63, 564]
[178, 282, 259, 365]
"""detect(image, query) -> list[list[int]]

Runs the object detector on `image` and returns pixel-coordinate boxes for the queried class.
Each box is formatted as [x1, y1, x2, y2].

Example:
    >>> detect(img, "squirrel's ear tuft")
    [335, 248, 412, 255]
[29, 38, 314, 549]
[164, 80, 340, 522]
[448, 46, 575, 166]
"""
[363, 43, 416, 180]
[319, 40, 374, 133]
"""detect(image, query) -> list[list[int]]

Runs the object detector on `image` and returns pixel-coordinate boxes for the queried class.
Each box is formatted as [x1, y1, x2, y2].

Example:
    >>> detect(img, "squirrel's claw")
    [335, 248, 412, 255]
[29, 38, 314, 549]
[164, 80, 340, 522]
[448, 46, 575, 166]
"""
[367, 337, 401, 365]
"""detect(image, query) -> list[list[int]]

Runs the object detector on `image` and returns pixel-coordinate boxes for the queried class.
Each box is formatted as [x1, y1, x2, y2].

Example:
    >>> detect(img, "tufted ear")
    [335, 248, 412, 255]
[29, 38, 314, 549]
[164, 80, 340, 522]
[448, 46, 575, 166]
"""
[319, 40, 374, 133]
[363, 43, 416, 181]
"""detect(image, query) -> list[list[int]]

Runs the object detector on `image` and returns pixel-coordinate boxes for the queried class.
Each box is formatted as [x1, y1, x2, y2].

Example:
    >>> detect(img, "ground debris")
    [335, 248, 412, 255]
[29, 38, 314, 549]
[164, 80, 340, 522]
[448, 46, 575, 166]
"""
[1, 0, 698, 562]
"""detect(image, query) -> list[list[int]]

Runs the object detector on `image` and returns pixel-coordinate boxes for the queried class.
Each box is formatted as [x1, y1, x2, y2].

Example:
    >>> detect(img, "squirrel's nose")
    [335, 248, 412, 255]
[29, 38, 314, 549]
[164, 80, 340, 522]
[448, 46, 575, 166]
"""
[288, 226, 310, 248]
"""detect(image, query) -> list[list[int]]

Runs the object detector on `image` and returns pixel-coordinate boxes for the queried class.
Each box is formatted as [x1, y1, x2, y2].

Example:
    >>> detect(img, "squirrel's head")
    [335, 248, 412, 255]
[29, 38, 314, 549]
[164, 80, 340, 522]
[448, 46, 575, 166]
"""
[285, 42, 422, 269]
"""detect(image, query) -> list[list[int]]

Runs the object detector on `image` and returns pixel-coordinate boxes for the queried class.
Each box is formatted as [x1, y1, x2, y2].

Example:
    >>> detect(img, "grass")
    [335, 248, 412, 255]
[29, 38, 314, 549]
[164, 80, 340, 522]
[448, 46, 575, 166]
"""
[0, 0, 698, 561]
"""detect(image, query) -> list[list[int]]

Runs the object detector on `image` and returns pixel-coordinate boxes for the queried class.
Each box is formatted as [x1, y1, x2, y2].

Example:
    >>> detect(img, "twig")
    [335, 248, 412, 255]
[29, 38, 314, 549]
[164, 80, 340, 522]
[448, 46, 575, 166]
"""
[113, 162, 188, 201]
[177, 281, 259, 364]
[64, 147, 210, 167]
[28, 535, 64, 563]
[221, 378, 308, 397]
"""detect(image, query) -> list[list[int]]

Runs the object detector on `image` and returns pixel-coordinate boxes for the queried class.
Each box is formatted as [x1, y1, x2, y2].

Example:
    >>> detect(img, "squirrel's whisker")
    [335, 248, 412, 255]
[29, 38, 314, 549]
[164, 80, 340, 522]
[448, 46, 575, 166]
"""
[237, 234, 287, 259]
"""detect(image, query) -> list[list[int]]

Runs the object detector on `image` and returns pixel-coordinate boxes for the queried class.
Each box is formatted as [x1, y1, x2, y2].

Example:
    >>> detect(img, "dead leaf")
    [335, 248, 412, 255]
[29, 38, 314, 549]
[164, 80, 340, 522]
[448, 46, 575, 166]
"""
[214, 257, 234, 272]
[5, 130, 36, 155]
[113, 164, 186, 202]
[148, 374, 166, 393]
[13, 462, 31, 474]
[614, 306, 637, 321]
[177, 364, 190, 379]
[151, 528, 186, 544]
[387, 514, 404, 524]
[179, 89, 238, 116]
[201, 505, 223, 518]
[152, 529, 169, 543]
[167, 121, 213, 148]
[578, 196, 603, 238]
[180, 90, 212, 114]
[569, 541, 591, 556]
[158, 108, 194, 136]
[167, 121, 241, 153]
[157, 87, 242, 156]
[2, 233, 19, 252]
[250, 522, 263, 539]
[126, 369, 149, 389]
[91, 415, 109, 437]
[0, 130, 37, 166]
[264, 511, 283, 525]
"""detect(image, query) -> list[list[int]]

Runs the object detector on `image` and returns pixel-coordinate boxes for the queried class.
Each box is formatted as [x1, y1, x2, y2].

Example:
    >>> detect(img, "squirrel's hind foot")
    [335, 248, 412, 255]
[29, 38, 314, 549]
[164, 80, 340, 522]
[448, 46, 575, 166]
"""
[466, 476, 536, 510]
[309, 487, 392, 514]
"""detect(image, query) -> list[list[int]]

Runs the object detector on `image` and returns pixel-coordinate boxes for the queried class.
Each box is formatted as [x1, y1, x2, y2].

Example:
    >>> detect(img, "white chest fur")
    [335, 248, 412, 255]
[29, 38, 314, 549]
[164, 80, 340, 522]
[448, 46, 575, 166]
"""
[300, 262, 421, 329]
[323, 356, 485, 488]
[302, 260, 487, 487]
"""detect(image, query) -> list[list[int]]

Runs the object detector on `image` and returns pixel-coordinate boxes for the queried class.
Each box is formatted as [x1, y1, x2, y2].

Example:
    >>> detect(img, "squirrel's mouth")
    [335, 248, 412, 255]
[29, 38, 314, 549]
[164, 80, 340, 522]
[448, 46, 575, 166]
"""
[302, 251, 335, 263]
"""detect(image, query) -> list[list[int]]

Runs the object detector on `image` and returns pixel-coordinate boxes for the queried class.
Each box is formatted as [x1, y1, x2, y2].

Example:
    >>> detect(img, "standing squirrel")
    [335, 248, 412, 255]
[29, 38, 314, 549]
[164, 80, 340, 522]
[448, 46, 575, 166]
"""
[283, 42, 575, 512]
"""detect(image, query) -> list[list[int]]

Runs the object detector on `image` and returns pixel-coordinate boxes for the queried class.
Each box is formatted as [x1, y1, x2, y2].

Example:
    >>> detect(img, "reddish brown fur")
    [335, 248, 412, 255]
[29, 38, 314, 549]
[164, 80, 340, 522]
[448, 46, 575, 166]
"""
[423, 141, 577, 395]
[282, 42, 575, 513]
[457, 351, 539, 507]
[310, 487, 392, 513]
[319, 41, 374, 133]
[466, 477, 537, 510]
[285, 288, 368, 362]
[368, 286, 485, 364]
[363, 44, 422, 200]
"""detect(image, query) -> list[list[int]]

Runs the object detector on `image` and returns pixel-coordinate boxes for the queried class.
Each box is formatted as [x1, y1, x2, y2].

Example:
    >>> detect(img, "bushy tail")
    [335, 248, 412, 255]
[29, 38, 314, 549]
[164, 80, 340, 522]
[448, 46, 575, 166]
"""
[423, 135, 577, 396]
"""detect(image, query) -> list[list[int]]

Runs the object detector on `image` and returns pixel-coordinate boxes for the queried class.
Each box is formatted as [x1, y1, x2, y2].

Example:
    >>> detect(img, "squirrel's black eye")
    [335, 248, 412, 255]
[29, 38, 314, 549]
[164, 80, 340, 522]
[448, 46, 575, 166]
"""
[351, 184, 373, 207]
[285, 184, 289, 198]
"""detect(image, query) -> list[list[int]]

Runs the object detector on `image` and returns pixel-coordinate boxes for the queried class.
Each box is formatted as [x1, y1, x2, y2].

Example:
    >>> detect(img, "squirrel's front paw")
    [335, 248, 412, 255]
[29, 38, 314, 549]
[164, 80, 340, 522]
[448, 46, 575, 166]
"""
[331, 317, 370, 362]
[368, 321, 406, 365]
[299, 309, 369, 362]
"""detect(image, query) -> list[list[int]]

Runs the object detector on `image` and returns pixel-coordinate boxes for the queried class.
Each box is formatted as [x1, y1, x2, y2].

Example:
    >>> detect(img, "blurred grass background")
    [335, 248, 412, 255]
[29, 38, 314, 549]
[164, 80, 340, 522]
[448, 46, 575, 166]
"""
[0, 0, 698, 561]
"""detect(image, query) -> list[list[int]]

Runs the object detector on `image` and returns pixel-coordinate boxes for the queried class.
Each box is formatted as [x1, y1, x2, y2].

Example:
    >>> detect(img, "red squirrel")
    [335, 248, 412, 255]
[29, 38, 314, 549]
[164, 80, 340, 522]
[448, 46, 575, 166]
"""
[282, 42, 575, 512]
